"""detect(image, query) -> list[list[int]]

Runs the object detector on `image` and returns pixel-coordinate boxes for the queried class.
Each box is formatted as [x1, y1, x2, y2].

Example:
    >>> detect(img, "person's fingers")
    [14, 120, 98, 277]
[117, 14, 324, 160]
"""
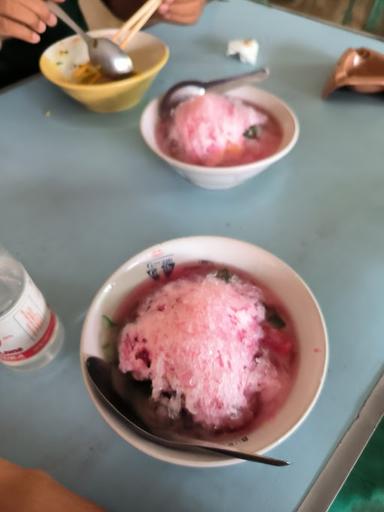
[0, 14, 40, 41]
[166, 14, 196, 23]
[163, 0, 204, 23]
[168, 0, 194, 5]
[167, 0, 200, 15]
[0, 0, 46, 33]
[19, 0, 57, 26]
[158, 0, 173, 15]
[164, 9, 200, 24]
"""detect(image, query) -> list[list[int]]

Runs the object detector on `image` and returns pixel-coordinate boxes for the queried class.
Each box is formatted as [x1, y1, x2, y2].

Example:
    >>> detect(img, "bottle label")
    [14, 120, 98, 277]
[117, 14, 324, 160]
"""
[0, 274, 55, 362]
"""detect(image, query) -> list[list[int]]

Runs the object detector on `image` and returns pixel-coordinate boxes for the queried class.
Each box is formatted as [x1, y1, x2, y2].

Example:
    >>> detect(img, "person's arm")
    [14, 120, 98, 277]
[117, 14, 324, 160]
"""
[0, 459, 104, 512]
[103, 0, 206, 25]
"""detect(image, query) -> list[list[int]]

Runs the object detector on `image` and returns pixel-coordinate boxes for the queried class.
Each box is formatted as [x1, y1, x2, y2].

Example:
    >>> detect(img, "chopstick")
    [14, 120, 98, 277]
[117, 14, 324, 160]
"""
[113, 0, 162, 49]
[119, 0, 161, 49]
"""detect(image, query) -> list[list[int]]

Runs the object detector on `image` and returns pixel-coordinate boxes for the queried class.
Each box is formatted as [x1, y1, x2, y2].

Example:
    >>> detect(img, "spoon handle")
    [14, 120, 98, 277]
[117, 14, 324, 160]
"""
[207, 67, 270, 95]
[194, 445, 289, 466]
[47, 1, 92, 44]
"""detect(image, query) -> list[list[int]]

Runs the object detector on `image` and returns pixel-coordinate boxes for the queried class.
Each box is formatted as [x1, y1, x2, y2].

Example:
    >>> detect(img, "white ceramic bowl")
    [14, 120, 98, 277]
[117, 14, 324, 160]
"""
[140, 87, 299, 190]
[80, 236, 328, 467]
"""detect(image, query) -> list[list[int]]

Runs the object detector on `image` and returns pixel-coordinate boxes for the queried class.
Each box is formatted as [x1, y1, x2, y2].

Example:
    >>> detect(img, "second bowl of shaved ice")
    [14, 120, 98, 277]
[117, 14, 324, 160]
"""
[140, 85, 299, 189]
[81, 237, 328, 467]
[157, 92, 281, 167]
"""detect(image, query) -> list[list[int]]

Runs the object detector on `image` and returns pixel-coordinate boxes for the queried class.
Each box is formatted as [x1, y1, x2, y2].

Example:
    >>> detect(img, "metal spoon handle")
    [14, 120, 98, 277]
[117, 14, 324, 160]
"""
[177, 444, 289, 466]
[47, 1, 92, 44]
[207, 67, 270, 95]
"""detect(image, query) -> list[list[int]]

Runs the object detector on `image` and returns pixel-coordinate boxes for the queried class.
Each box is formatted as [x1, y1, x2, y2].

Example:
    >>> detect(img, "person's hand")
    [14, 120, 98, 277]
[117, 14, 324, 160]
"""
[0, 459, 104, 512]
[0, 0, 61, 43]
[158, 0, 206, 24]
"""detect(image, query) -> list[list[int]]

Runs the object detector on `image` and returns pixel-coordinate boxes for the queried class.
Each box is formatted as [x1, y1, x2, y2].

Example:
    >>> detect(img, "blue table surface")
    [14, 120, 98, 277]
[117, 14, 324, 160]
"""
[1, 1, 383, 511]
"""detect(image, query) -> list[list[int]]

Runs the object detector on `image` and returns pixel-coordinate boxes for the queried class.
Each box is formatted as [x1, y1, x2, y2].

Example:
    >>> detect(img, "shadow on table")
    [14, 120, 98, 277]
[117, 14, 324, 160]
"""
[23, 73, 146, 130]
[267, 43, 334, 98]
[267, 43, 384, 104]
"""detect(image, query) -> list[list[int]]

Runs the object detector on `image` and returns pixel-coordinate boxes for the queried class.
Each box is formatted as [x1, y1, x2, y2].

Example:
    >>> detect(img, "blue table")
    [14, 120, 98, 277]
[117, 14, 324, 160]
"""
[1, 1, 383, 510]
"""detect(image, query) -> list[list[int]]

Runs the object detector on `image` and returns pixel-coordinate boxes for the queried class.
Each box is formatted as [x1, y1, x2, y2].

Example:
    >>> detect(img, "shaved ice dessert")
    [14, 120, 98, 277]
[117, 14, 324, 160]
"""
[118, 263, 296, 432]
[157, 93, 282, 167]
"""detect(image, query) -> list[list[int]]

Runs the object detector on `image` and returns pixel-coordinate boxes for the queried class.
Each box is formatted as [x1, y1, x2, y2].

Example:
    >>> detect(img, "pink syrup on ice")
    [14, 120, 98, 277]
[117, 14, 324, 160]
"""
[156, 94, 283, 167]
[113, 262, 298, 436]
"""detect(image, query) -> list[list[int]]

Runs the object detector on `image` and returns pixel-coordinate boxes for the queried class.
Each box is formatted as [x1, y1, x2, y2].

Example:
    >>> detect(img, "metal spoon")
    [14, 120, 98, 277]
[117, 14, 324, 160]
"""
[48, 2, 133, 79]
[159, 67, 270, 119]
[86, 356, 289, 466]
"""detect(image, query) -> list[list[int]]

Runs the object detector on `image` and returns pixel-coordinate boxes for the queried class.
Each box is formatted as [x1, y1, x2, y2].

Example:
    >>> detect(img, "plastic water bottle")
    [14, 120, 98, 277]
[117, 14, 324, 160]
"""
[0, 248, 64, 370]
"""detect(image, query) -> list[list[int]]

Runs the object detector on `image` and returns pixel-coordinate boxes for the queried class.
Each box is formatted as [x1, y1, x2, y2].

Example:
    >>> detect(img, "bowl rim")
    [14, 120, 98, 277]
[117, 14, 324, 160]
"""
[79, 236, 328, 468]
[140, 87, 300, 175]
[39, 28, 169, 91]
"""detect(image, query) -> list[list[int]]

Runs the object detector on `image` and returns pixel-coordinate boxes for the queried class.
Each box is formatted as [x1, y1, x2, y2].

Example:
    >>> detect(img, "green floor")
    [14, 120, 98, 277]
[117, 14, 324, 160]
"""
[329, 418, 384, 511]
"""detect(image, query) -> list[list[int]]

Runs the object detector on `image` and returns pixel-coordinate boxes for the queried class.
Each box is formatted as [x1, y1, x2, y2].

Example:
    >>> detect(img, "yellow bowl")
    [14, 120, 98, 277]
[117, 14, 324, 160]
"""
[39, 29, 169, 113]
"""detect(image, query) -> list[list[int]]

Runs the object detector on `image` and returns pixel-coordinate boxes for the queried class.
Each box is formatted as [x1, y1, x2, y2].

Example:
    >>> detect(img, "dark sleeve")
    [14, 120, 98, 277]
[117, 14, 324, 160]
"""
[101, 0, 146, 21]
[0, 0, 87, 89]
